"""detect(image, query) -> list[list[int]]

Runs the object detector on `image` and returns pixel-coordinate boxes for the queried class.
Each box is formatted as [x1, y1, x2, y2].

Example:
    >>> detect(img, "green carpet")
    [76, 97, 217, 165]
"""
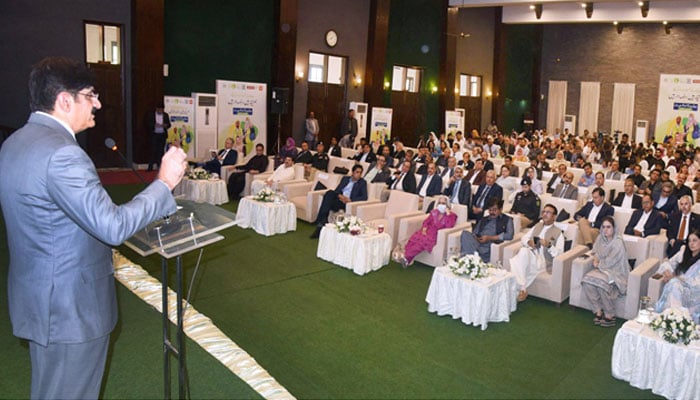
[0, 184, 662, 399]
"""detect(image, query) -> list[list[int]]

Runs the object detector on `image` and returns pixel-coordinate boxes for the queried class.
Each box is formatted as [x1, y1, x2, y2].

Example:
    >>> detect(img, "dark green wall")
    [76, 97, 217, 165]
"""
[502, 24, 539, 133]
[385, 0, 443, 142]
[164, 0, 275, 95]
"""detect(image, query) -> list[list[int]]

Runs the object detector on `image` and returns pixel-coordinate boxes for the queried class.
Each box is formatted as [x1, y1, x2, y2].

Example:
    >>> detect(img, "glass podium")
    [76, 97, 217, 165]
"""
[125, 200, 236, 399]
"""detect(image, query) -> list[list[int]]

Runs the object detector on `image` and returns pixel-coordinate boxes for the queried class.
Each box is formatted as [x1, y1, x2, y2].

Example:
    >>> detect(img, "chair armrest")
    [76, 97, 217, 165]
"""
[397, 214, 429, 244]
[489, 232, 525, 265]
[448, 231, 464, 255]
[429, 222, 472, 262]
[277, 179, 307, 191]
[646, 234, 667, 261]
[569, 254, 595, 309]
[346, 199, 381, 215]
[355, 203, 389, 221]
[502, 241, 524, 271]
[623, 258, 660, 320]
[551, 244, 589, 304]
[284, 182, 313, 199]
[647, 274, 666, 303]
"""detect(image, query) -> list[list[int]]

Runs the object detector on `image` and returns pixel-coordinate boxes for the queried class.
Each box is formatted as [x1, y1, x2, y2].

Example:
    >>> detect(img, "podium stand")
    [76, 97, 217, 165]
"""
[125, 200, 236, 399]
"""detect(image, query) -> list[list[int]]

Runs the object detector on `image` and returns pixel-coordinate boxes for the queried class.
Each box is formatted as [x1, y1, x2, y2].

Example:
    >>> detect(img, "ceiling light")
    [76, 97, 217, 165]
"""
[639, 1, 649, 18]
[583, 2, 593, 19]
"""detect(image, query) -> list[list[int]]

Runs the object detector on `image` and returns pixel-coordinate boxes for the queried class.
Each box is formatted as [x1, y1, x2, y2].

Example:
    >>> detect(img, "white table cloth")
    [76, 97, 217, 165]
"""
[425, 267, 518, 330]
[234, 196, 296, 236]
[316, 225, 392, 275]
[174, 178, 229, 205]
[612, 320, 700, 400]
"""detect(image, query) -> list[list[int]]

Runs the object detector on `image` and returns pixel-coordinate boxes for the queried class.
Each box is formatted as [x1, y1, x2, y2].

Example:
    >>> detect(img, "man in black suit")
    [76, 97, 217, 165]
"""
[612, 178, 642, 209]
[460, 198, 514, 262]
[653, 182, 679, 220]
[327, 136, 342, 157]
[416, 162, 443, 197]
[311, 164, 368, 238]
[387, 160, 417, 193]
[353, 143, 376, 163]
[546, 163, 567, 194]
[624, 194, 665, 238]
[471, 170, 503, 221]
[203, 137, 238, 175]
[666, 194, 700, 256]
[574, 187, 614, 247]
[443, 166, 471, 206]
[363, 155, 392, 184]
[145, 103, 172, 171]
[295, 140, 313, 164]
[672, 172, 693, 201]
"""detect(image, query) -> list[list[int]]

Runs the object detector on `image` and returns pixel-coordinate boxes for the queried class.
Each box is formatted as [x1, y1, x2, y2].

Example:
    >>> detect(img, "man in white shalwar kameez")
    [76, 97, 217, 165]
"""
[510, 203, 565, 301]
[251, 156, 296, 195]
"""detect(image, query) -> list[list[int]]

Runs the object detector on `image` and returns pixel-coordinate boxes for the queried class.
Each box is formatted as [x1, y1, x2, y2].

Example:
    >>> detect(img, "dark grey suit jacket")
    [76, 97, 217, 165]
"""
[0, 113, 177, 346]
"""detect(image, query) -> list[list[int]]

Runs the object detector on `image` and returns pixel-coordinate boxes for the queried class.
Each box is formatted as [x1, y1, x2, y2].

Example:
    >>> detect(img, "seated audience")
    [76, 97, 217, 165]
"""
[250, 156, 296, 195]
[363, 155, 392, 184]
[327, 136, 342, 157]
[460, 198, 514, 262]
[605, 160, 622, 181]
[581, 216, 628, 327]
[397, 195, 458, 268]
[574, 188, 614, 248]
[546, 163, 567, 193]
[624, 194, 665, 238]
[310, 164, 368, 238]
[309, 142, 329, 173]
[443, 166, 470, 206]
[510, 177, 541, 228]
[416, 162, 443, 198]
[227, 143, 269, 200]
[653, 182, 679, 220]
[611, 178, 642, 209]
[387, 160, 417, 193]
[464, 158, 487, 186]
[578, 163, 595, 187]
[470, 170, 503, 221]
[276, 137, 298, 168]
[656, 229, 700, 323]
[203, 137, 237, 176]
[666, 195, 700, 257]
[510, 204, 565, 302]
[552, 172, 578, 200]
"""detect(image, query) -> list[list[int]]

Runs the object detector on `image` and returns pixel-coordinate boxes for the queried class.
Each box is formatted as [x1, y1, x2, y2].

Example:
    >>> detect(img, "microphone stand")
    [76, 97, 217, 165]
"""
[106, 138, 148, 187]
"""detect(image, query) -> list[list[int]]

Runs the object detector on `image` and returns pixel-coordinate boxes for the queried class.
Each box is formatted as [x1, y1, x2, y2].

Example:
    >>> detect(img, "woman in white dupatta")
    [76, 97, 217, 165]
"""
[656, 229, 700, 323]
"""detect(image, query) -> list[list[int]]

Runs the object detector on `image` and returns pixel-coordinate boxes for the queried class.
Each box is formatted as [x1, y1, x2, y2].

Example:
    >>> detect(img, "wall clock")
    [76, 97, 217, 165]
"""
[325, 30, 338, 48]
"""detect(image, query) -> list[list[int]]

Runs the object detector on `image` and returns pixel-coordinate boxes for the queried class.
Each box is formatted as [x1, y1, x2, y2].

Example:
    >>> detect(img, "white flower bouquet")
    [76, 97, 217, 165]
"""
[650, 307, 700, 345]
[188, 167, 210, 180]
[335, 215, 365, 235]
[254, 187, 276, 202]
[447, 253, 494, 280]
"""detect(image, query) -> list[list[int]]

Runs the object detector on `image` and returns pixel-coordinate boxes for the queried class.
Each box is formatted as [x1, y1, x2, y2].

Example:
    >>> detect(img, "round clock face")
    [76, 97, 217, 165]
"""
[325, 30, 338, 48]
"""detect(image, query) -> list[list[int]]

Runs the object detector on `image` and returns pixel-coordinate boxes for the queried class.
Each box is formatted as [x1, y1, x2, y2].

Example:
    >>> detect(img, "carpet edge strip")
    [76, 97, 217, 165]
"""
[111, 249, 295, 400]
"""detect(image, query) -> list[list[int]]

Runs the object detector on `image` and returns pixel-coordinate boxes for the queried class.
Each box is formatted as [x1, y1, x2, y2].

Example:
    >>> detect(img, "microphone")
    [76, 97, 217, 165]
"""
[105, 137, 148, 186]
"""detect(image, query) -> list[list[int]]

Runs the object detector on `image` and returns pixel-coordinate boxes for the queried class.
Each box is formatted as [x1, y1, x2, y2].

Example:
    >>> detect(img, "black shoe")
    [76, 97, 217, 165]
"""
[310, 227, 321, 239]
[599, 316, 616, 327]
[586, 243, 593, 250]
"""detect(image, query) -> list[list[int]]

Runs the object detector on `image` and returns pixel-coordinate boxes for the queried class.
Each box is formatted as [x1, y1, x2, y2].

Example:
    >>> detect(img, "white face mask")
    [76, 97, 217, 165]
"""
[436, 204, 447, 213]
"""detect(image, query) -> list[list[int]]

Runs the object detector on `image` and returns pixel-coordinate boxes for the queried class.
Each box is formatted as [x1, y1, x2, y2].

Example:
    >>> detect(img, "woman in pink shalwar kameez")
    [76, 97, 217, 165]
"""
[401, 196, 458, 267]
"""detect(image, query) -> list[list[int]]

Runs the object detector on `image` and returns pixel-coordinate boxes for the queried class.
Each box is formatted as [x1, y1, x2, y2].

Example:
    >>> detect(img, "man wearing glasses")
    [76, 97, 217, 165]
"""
[0, 57, 187, 399]
[460, 198, 514, 262]
[653, 182, 678, 220]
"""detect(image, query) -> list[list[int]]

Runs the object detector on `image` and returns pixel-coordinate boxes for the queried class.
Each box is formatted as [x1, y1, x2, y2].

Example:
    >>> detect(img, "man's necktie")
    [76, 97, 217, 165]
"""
[478, 186, 490, 208]
[678, 215, 687, 241]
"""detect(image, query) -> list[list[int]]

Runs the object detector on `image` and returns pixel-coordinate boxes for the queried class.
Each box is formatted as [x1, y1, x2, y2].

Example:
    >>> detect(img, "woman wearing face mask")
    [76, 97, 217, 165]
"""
[581, 216, 629, 327]
[398, 195, 457, 268]
[655, 228, 700, 323]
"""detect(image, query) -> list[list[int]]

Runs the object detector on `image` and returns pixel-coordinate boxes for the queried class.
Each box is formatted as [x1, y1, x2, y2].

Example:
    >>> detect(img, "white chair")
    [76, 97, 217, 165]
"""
[502, 222, 589, 305]
[569, 236, 660, 320]
[355, 191, 422, 246]
[540, 193, 578, 221]
[639, 159, 649, 171]
[396, 204, 471, 267]
[612, 206, 667, 260]
[283, 172, 343, 223]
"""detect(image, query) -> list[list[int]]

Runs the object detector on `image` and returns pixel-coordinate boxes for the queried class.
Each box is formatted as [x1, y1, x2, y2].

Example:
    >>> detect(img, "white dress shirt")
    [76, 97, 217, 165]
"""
[633, 210, 652, 234]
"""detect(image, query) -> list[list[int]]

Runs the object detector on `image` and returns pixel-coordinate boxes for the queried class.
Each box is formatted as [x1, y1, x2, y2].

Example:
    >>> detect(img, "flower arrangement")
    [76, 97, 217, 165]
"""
[335, 215, 365, 235]
[188, 167, 210, 180]
[650, 307, 700, 345]
[254, 187, 276, 202]
[447, 253, 494, 280]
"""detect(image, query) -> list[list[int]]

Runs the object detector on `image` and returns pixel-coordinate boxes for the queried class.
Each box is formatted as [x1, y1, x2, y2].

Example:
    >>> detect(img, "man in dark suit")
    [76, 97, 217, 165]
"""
[311, 164, 368, 238]
[295, 140, 313, 164]
[387, 160, 417, 193]
[460, 197, 514, 262]
[666, 195, 700, 256]
[0, 57, 187, 399]
[465, 158, 487, 186]
[327, 136, 342, 157]
[481, 151, 495, 172]
[624, 194, 665, 238]
[145, 102, 172, 171]
[612, 178, 642, 209]
[653, 182, 679, 220]
[546, 163, 567, 193]
[204, 136, 238, 175]
[353, 143, 376, 163]
[574, 187, 614, 247]
[471, 170, 503, 221]
[416, 162, 443, 197]
[443, 166, 471, 206]
[363, 155, 392, 184]
[673, 172, 693, 201]
[227, 143, 270, 199]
